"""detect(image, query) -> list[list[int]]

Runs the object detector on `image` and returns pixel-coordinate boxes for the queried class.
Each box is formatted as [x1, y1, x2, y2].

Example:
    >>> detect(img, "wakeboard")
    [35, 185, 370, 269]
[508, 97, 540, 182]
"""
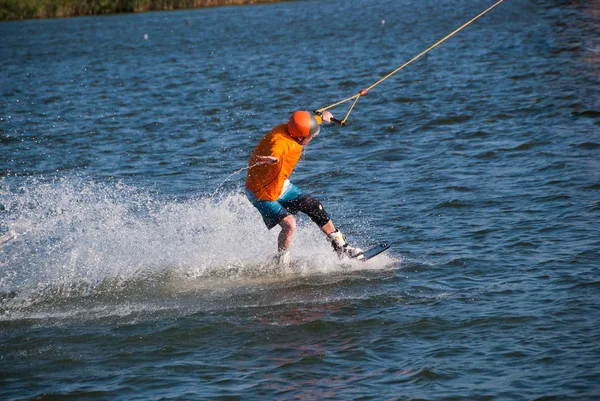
[360, 243, 391, 261]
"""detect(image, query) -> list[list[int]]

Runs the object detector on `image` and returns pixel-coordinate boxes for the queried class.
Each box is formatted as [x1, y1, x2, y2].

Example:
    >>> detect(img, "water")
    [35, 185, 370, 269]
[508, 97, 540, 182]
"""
[1, 0, 599, 399]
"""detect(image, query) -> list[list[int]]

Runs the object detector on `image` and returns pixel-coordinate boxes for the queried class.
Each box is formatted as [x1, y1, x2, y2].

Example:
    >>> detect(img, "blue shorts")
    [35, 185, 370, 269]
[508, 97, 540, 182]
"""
[245, 182, 304, 229]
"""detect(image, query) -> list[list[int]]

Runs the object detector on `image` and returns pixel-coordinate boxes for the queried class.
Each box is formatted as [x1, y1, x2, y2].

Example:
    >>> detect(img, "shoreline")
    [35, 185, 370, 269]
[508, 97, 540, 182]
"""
[1, 0, 286, 22]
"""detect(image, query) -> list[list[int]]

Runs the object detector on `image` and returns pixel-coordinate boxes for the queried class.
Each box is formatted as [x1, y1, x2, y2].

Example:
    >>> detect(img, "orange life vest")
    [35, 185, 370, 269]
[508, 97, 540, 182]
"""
[245, 123, 303, 201]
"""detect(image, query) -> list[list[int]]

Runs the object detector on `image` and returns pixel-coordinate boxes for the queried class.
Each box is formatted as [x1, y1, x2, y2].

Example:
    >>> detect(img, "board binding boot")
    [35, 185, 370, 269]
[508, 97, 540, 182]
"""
[328, 229, 363, 260]
[274, 248, 291, 267]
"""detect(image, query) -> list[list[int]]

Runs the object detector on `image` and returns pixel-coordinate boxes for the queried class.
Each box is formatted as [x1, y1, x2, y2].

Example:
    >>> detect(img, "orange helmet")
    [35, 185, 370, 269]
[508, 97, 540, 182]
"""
[287, 111, 321, 138]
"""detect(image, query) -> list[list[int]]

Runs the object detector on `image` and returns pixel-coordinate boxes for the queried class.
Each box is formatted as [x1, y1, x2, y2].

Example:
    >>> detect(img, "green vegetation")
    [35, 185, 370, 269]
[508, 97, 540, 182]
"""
[0, 0, 282, 21]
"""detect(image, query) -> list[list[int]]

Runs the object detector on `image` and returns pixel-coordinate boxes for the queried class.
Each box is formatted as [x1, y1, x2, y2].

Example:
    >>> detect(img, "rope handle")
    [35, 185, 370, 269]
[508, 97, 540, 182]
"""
[314, 110, 347, 126]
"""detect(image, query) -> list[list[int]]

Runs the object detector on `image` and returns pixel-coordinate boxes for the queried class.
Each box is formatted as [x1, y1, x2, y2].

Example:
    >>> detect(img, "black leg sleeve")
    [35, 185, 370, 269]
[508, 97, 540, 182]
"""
[281, 195, 331, 228]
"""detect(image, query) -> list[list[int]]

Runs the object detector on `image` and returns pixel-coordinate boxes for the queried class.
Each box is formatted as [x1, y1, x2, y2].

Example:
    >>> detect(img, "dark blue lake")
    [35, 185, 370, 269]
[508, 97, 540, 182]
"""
[1, 0, 599, 399]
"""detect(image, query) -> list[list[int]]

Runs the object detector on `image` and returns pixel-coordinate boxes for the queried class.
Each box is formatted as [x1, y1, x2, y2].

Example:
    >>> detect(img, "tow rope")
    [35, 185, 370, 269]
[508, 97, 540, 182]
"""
[315, 0, 505, 126]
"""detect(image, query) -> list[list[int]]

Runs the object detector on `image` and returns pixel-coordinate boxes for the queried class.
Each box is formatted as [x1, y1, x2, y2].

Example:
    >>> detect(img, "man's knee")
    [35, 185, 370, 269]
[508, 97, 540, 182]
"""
[279, 215, 296, 233]
[297, 195, 330, 227]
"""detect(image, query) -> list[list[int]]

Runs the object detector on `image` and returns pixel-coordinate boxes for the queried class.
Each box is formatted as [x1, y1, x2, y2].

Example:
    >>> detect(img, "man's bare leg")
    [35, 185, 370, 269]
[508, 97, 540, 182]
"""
[319, 219, 336, 236]
[278, 215, 296, 251]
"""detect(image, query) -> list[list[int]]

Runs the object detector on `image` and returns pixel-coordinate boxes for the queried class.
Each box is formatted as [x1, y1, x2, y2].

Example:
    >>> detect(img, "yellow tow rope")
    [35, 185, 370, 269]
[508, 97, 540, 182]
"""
[316, 0, 505, 125]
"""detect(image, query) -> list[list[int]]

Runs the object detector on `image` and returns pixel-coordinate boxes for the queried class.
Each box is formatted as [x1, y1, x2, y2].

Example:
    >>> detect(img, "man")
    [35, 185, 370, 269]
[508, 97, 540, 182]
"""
[245, 110, 363, 265]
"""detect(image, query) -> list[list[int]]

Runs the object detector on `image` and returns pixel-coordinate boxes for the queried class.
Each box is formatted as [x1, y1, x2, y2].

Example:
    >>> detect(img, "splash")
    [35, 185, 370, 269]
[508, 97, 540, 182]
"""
[0, 177, 396, 319]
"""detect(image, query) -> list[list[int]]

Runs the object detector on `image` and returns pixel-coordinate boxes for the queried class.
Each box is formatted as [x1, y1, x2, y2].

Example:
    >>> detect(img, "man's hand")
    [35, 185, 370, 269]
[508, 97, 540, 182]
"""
[321, 111, 334, 123]
[255, 155, 279, 165]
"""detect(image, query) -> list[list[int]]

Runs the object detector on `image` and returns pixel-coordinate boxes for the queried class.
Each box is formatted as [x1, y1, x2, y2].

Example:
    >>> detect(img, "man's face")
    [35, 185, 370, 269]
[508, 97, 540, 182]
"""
[296, 126, 320, 146]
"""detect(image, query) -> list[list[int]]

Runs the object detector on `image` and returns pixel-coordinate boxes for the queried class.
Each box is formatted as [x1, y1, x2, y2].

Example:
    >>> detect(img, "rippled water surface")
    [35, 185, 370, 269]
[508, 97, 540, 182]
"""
[1, 0, 599, 399]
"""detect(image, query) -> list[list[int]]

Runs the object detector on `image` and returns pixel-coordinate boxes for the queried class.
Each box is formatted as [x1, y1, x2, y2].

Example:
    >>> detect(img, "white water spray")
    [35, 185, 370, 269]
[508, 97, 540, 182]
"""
[1, 177, 394, 314]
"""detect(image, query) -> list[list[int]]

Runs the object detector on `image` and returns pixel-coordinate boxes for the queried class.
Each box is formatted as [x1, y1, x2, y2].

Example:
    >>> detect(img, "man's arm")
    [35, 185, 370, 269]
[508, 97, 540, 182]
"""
[254, 155, 279, 165]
